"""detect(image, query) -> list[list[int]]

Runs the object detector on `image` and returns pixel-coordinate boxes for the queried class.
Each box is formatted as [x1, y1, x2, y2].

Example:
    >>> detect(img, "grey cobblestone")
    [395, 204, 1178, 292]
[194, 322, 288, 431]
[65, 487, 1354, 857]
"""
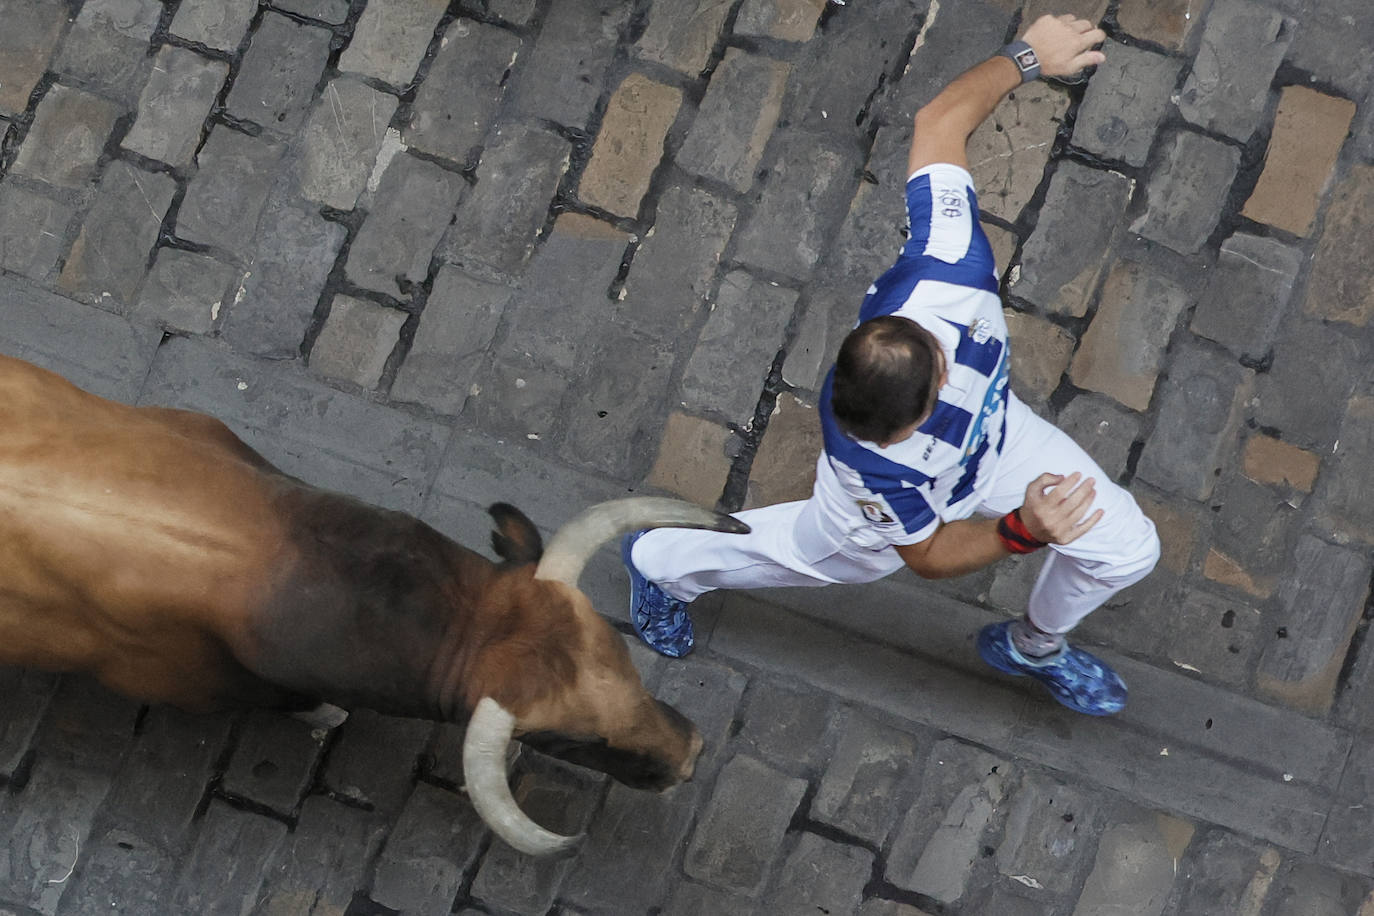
[0, 0, 66, 116]
[996, 772, 1094, 896]
[272, 0, 352, 25]
[169, 0, 257, 54]
[1170, 832, 1280, 916]
[1054, 394, 1142, 482]
[177, 128, 288, 256]
[968, 82, 1067, 223]
[634, 0, 734, 76]
[0, 669, 55, 782]
[404, 18, 522, 163]
[1131, 131, 1241, 255]
[122, 45, 228, 168]
[297, 77, 401, 211]
[0, 761, 112, 915]
[61, 827, 176, 916]
[58, 161, 176, 308]
[677, 48, 791, 193]
[1266, 862, 1367, 916]
[1322, 394, 1374, 544]
[762, 833, 874, 914]
[337, 0, 447, 89]
[224, 12, 333, 135]
[132, 246, 238, 335]
[734, 0, 826, 42]
[370, 782, 486, 912]
[220, 711, 326, 817]
[733, 680, 833, 776]
[54, 0, 161, 99]
[1072, 41, 1182, 167]
[812, 711, 920, 846]
[563, 326, 675, 478]
[310, 295, 407, 389]
[1190, 233, 1303, 362]
[11, 85, 121, 190]
[255, 796, 387, 916]
[504, 0, 631, 128]
[1178, 0, 1292, 142]
[168, 802, 287, 916]
[320, 710, 431, 815]
[1071, 806, 1192, 916]
[0, 183, 73, 281]
[1253, 318, 1362, 450]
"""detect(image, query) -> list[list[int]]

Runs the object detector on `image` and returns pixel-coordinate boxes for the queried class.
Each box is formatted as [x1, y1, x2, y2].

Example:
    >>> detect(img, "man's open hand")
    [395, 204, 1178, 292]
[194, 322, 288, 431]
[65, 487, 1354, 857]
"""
[1021, 14, 1107, 79]
[1019, 471, 1103, 545]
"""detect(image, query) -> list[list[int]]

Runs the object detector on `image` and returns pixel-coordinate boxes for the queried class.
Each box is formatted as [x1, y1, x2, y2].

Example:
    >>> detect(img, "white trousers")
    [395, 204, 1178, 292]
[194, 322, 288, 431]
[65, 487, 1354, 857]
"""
[633, 396, 1160, 634]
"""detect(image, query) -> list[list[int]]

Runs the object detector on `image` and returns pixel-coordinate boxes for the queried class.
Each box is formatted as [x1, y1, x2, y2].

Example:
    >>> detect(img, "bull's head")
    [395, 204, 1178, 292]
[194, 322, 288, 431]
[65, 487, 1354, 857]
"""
[459, 498, 747, 856]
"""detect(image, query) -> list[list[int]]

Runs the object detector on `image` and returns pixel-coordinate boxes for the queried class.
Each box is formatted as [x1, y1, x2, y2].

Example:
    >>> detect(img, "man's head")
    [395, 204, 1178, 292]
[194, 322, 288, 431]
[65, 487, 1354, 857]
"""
[831, 315, 945, 446]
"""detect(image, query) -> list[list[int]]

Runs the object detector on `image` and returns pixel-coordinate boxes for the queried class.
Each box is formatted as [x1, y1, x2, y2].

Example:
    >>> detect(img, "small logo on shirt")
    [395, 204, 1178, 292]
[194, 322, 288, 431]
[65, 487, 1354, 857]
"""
[968, 318, 993, 344]
[936, 188, 965, 219]
[857, 499, 898, 525]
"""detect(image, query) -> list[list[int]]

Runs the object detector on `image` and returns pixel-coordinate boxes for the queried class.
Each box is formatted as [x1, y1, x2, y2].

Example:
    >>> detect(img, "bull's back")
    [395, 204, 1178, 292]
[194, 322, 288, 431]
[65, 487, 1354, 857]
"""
[0, 355, 291, 699]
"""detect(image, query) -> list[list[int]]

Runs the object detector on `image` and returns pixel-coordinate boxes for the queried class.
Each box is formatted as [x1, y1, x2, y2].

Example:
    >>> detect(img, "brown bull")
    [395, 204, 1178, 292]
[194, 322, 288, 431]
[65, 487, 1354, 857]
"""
[0, 352, 746, 855]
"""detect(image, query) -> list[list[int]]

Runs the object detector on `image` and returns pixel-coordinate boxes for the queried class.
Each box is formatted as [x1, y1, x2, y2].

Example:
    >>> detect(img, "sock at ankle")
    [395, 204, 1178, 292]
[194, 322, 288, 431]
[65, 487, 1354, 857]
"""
[1009, 618, 1065, 659]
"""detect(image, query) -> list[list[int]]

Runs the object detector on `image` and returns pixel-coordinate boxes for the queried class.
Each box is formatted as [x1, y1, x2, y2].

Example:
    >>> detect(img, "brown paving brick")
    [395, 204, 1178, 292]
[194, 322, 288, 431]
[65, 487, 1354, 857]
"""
[579, 74, 682, 218]
[1205, 549, 1272, 599]
[1132, 490, 1197, 576]
[733, 0, 826, 42]
[1116, 0, 1199, 50]
[746, 394, 821, 508]
[983, 220, 1017, 275]
[967, 82, 1068, 221]
[1242, 433, 1320, 493]
[310, 295, 407, 390]
[1304, 163, 1374, 326]
[647, 412, 733, 508]
[1242, 87, 1355, 236]
[1004, 309, 1074, 403]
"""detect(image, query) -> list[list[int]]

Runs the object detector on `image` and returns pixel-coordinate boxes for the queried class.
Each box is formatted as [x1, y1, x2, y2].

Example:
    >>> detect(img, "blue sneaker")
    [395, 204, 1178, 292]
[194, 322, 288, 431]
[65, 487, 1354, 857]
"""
[622, 532, 695, 658]
[977, 621, 1126, 716]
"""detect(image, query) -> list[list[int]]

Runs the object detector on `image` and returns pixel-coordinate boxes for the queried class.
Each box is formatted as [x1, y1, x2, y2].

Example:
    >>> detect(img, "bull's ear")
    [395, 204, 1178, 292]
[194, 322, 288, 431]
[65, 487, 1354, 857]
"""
[488, 503, 543, 566]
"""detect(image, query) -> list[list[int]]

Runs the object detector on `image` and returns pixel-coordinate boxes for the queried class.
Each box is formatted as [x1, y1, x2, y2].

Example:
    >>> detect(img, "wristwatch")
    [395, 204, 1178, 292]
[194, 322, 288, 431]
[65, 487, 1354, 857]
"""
[1000, 40, 1041, 83]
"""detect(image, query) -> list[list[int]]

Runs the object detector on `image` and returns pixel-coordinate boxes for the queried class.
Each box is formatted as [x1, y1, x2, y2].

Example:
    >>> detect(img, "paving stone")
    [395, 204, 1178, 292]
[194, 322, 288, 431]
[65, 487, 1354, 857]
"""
[1253, 318, 1362, 449]
[745, 394, 823, 507]
[0, 669, 56, 783]
[337, 0, 447, 88]
[57, 161, 176, 308]
[1021, 0, 1107, 23]
[1178, 0, 1291, 141]
[1242, 433, 1319, 494]
[169, 0, 256, 53]
[733, 680, 832, 776]
[1303, 163, 1374, 326]
[320, 710, 431, 815]
[677, 49, 791, 193]
[635, 0, 734, 75]
[221, 711, 327, 817]
[1054, 394, 1143, 482]
[1258, 535, 1370, 714]
[761, 833, 874, 914]
[683, 755, 807, 897]
[479, 0, 537, 25]
[828, 128, 919, 296]
[1153, 587, 1264, 689]
[297, 77, 402, 211]
[122, 45, 229, 167]
[223, 197, 347, 359]
[30, 677, 137, 766]
[1002, 310, 1072, 404]
[1171, 832, 1280, 916]
[168, 801, 288, 915]
[1284, 0, 1374, 100]
[467, 352, 569, 444]
[0, 273, 161, 401]
[658, 880, 758, 916]
[1131, 131, 1240, 255]
[54, 0, 161, 99]
[404, 19, 522, 163]
[0, 761, 111, 915]
[812, 711, 919, 846]
[681, 271, 796, 423]
[735, 128, 858, 279]
[1116, 0, 1198, 51]
[99, 706, 233, 852]
[1071, 808, 1193, 916]
[439, 123, 569, 282]
[1135, 341, 1251, 501]
[61, 826, 176, 916]
[177, 128, 288, 256]
[469, 759, 601, 910]
[345, 153, 466, 299]
[310, 295, 407, 390]
[1072, 41, 1182, 167]
[734, 0, 826, 41]
[0, 183, 74, 281]
[255, 797, 388, 916]
[1010, 161, 1133, 317]
[505, 0, 629, 128]
[391, 266, 513, 414]
[782, 284, 849, 393]
[224, 13, 333, 135]
[617, 183, 737, 341]
[1319, 734, 1374, 875]
[1267, 862, 1369, 915]
[1189, 233, 1303, 362]
[1132, 491, 1199, 577]
[1242, 87, 1355, 236]
[141, 335, 450, 513]
[887, 739, 1012, 903]
[0, 0, 70, 115]
[494, 212, 627, 374]
[272, 0, 351, 23]
[655, 656, 749, 771]
[645, 411, 733, 508]
[370, 782, 486, 912]
[132, 247, 238, 335]
[880, 0, 1014, 128]
[858, 900, 937, 916]
[1069, 260, 1189, 412]
[995, 772, 1094, 895]
[1208, 475, 1300, 599]
[11, 84, 121, 189]
[968, 82, 1068, 221]
[579, 74, 682, 218]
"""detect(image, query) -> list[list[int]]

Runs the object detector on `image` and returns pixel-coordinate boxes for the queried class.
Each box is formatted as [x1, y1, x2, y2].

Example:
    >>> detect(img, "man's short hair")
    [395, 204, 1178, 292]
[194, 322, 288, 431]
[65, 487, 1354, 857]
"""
[831, 315, 940, 443]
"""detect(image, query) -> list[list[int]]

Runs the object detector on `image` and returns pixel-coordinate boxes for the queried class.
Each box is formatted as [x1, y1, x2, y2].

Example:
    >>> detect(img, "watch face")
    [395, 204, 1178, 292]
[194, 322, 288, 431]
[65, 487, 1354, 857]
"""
[1014, 47, 1039, 70]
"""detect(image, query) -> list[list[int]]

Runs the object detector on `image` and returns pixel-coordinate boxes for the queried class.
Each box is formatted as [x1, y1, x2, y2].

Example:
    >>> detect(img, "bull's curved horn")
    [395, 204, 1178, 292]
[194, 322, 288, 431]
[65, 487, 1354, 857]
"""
[534, 497, 749, 586]
[463, 697, 580, 856]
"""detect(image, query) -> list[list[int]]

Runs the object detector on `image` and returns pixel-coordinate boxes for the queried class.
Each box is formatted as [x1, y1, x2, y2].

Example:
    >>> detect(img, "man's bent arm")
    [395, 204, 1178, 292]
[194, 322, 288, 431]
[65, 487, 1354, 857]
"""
[907, 14, 1106, 176]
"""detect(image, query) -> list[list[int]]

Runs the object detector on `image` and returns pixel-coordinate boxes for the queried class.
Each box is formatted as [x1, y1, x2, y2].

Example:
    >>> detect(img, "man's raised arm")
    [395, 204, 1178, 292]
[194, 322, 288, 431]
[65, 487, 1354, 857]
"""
[907, 14, 1106, 176]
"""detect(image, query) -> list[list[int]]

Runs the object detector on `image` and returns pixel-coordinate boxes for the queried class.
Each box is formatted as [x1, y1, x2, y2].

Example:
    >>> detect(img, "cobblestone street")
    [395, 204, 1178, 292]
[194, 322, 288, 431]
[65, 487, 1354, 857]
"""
[3, 0, 1374, 912]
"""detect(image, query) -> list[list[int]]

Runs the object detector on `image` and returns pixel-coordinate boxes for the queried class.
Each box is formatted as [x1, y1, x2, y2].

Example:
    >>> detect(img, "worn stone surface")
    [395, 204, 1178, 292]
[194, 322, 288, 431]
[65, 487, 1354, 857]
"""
[734, 0, 826, 41]
[169, 0, 256, 53]
[338, 0, 447, 88]
[177, 128, 287, 256]
[1131, 131, 1240, 254]
[122, 45, 227, 167]
[1190, 233, 1303, 361]
[1069, 260, 1189, 412]
[1055, 394, 1143, 482]
[1243, 87, 1356, 236]
[1304, 164, 1374, 326]
[646, 412, 733, 508]
[1253, 318, 1362, 449]
[677, 49, 791, 193]
[1073, 41, 1182, 167]
[1004, 310, 1074, 403]
[1172, 832, 1280, 916]
[54, 0, 161, 98]
[1178, 0, 1292, 141]
[504, 0, 630, 127]
[635, 0, 734, 75]
[310, 295, 408, 389]
[1207, 475, 1299, 598]
[563, 326, 676, 478]
[1116, 0, 1198, 50]
[224, 13, 333, 135]
[168, 802, 287, 915]
[273, 0, 351, 23]
[255, 797, 387, 916]
[578, 74, 682, 218]
[1071, 808, 1193, 916]
[132, 247, 238, 335]
[404, 19, 522, 162]
[370, 783, 487, 911]
[762, 833, 874, 914]
[968, 82, 1068, 221]
[812, 712, 920, 846]
[1243, 433, 1319, 494]
[1011, 161, 1133, 316]
[58, 161, 176, 308]
[746, 394, 822, 507]
[0, 761, 111, 915]
[0, 0, 66, 115]
[220, 712, 325, 817]
[297, 77, 402, 211]
[996, 772, 1094, 895]
[11, 85, 121, 189]
[1315, 395, 1374, 544]
[0, 183, 74, 282]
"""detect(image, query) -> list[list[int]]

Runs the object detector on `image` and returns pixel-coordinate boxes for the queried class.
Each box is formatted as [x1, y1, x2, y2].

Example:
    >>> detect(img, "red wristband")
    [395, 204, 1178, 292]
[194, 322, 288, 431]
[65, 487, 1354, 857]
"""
[997, 508, 1048, 554]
